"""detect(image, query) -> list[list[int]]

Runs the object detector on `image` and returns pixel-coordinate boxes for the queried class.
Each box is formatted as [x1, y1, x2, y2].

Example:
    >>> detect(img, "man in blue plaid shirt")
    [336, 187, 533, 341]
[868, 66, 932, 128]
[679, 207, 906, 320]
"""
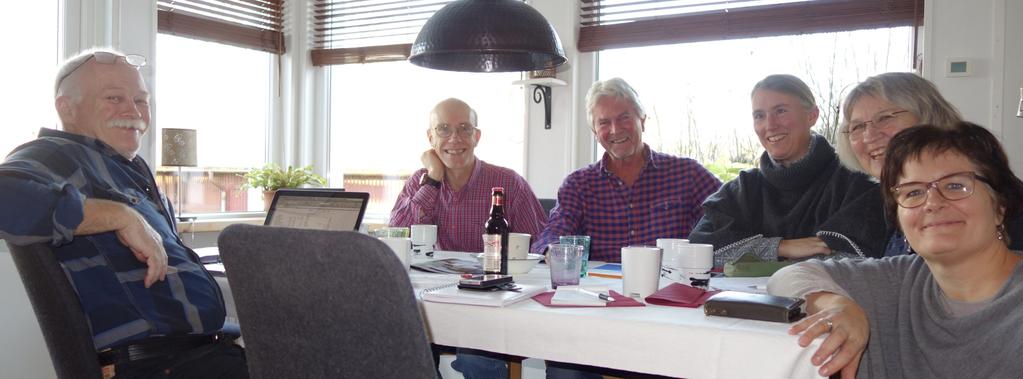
[0, 48, 246, 378]
[534, 77, 721, 263]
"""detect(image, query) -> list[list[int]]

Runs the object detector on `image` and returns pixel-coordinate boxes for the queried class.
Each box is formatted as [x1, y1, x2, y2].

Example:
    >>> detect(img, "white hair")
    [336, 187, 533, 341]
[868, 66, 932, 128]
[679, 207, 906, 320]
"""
[585, 77, 646, 127]
[54, 47, 128, 101]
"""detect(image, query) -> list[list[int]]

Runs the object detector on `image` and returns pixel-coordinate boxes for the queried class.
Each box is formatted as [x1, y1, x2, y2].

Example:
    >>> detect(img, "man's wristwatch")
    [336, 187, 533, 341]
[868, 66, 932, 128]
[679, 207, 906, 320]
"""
[420, 173, 441, 188]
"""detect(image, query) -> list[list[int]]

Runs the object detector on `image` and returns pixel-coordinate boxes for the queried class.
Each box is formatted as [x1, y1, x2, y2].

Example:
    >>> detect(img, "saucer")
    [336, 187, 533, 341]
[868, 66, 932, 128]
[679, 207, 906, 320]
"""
[475, 253, 543, 274]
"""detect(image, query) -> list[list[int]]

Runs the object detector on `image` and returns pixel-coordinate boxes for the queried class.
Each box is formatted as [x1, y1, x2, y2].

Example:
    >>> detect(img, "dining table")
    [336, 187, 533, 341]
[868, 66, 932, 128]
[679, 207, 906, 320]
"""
[200, 247, 822, 379]
[410, 251, 823, 379]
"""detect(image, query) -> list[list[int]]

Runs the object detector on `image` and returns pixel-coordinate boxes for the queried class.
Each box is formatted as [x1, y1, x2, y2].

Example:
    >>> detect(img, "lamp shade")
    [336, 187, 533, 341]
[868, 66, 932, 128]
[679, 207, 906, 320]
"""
[409, 0, 567, 72]
[161, 128, 197, 167]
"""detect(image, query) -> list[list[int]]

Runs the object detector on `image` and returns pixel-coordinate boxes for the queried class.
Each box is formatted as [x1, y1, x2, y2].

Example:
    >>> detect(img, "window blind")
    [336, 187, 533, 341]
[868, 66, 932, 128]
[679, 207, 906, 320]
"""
[157, 0, 285, 54]
[579, 0, 923, 52]
[310, 0, 456, 66]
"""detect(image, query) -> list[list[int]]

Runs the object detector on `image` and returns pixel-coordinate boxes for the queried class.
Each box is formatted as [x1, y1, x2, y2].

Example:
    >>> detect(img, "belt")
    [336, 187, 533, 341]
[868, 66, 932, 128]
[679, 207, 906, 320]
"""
[98, 333, 223, 366]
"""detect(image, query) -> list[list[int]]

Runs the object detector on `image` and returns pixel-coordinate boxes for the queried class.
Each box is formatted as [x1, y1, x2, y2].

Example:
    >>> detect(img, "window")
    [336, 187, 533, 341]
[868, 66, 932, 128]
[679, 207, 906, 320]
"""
[317, 0, 528, 222]
[155, 34, 272, 216]
[329, 62, 525, 221]
[597, 27, 914, 179]
[1, 2, 59, 158]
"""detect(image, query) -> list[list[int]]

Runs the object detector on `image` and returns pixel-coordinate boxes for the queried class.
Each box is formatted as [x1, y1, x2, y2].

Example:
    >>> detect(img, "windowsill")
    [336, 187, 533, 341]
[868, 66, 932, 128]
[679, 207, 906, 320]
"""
[173, 217, 391, 234]
[176, 217, 264, 233]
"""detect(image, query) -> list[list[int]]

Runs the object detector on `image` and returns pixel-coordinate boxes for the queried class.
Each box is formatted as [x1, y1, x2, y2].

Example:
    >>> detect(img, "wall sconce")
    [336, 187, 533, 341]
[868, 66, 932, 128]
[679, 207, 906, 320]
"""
[161, 128, 197, 222]
[514, 71, 566, 129]
[409, 0, 567, 72]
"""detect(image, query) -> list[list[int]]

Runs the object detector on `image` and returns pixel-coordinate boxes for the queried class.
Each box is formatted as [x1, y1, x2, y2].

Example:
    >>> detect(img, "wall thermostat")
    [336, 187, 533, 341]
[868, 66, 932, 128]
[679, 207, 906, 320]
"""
[945, 58, 972, 77]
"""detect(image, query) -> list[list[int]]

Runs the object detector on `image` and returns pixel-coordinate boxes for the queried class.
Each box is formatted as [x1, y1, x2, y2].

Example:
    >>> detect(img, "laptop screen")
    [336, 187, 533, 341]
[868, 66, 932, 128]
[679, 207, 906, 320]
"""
[264, 189, 369, 231]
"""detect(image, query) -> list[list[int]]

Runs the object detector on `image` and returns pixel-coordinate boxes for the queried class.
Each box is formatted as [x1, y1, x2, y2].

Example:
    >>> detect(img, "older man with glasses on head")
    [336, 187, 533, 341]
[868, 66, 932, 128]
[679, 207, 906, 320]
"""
[389, 98, 547, 378]
[0, 48, 247, 378]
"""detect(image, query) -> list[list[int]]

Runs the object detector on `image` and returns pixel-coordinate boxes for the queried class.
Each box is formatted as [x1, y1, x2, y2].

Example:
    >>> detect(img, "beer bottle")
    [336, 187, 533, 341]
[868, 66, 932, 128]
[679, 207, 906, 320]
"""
[483, 187, 510, 274]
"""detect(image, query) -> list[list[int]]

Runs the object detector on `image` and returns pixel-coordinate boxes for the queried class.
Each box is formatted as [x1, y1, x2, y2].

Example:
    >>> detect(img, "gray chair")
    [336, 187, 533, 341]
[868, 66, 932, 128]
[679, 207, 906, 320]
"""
[539, 198, 557, 217]
[217, 224, 436, 379]
[5, 242, 103, 379]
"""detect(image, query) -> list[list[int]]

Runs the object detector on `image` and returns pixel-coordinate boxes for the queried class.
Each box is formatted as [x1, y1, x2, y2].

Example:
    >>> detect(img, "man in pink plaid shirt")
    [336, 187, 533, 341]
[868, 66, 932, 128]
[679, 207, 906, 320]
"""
[389, 98, 547, 253]
[389, 98, 548, 378]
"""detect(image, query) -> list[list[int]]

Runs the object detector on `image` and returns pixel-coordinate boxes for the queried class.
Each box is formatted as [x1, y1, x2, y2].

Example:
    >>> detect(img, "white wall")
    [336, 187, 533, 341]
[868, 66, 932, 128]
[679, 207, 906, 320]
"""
[922, 0, 1023, 174]
[523, 1, 596, 199]
[0, 247, 54, 378]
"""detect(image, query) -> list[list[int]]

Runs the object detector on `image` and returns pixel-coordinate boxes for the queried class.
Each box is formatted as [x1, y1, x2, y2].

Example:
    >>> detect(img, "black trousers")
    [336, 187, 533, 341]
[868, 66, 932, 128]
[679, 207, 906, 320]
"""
[112, 340, 248, 379]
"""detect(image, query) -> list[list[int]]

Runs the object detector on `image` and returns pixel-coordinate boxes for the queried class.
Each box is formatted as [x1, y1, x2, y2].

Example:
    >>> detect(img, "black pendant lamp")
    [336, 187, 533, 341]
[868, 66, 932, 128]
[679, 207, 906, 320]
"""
[409, 0, 567, 72]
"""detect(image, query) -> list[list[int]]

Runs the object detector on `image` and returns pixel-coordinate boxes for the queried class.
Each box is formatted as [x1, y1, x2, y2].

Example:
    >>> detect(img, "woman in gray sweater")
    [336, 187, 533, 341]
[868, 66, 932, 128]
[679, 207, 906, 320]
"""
[768, 122, 1023, 378]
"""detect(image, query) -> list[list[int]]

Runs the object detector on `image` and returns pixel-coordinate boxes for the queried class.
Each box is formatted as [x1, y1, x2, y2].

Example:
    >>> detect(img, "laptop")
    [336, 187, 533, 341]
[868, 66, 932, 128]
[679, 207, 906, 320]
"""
[197, 188, 370, 270]
[264, 188, 370, 232]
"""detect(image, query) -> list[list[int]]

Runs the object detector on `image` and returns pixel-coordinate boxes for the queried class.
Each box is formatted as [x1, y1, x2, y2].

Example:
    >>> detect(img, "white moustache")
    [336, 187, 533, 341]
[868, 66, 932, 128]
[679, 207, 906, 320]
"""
[106, 119, 148, 132]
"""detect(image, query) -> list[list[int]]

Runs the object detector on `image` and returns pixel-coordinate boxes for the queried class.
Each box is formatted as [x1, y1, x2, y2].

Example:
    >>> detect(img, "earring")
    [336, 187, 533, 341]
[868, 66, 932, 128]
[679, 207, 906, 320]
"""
[997, 224, 1006, 241]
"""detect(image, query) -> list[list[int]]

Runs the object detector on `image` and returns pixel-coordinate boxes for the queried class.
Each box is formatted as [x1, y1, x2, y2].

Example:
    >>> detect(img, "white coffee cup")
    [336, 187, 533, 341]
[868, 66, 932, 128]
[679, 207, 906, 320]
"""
[678, 243, 713, 286]
[379, 237, 411, 270]
[621, 246, 663, 299]
[656, 238, 688, 251]
[656, 239, 689, 282]
[410, 224, 438, 257]
[507, 233, 531, 260]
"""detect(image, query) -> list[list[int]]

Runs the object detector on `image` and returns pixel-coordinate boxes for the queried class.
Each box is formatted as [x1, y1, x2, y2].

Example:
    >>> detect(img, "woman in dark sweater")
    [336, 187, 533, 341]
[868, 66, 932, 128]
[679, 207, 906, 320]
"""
[689, 74, 888, 267]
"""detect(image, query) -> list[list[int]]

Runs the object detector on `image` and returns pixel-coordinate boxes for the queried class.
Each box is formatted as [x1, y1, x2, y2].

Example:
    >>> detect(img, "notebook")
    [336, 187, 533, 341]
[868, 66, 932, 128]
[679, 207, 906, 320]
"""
[264, 189, 369, 231]
[421, 282, 547, 307]
[587, 263, 623, 279]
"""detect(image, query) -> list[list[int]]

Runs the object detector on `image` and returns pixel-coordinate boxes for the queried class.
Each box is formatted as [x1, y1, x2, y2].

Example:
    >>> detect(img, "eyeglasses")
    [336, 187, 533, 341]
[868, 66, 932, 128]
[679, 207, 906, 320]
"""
[57, 52, 147, 90]
[432, 124, 476, 139]
[842, 110, 909, 140]
[891, 171, 991, 209]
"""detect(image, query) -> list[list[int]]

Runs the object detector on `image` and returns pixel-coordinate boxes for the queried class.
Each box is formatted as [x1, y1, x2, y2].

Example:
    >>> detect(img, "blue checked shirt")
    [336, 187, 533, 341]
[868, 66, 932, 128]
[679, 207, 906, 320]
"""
[534, 146, 722, 262]
[0, 129, 226, 350]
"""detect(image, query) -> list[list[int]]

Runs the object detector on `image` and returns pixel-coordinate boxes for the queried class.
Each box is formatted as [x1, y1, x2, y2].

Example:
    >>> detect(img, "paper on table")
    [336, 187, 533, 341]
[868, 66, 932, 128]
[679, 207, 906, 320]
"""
[709, 276, 770, 294]
[411, 258, 483, 274]
[532, 290, 644, 308]
[551, 285, 612, 306]
[421, 282, 546, 307]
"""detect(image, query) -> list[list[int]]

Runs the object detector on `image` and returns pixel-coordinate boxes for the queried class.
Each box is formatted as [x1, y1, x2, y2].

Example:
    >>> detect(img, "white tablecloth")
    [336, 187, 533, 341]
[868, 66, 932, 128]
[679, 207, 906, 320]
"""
[412, 252, 822, 379]
[205, 247, 822, 379]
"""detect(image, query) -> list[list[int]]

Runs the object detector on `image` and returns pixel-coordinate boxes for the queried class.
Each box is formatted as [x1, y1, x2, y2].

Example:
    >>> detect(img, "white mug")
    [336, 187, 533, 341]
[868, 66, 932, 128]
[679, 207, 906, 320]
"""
[379, 237, 411, 270]
[621, 246, 663, 300]
[507, 233, 531, 260]
[410, 224, 437, 257]
[656, 238, 689, 282]
[678, 243, 713, 286]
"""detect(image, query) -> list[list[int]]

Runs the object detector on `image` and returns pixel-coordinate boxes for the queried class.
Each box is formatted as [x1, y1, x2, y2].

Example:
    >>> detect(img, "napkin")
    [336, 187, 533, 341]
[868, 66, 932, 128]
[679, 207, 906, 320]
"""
[532, 290, 645, 307]
[644, 283, 720, 308]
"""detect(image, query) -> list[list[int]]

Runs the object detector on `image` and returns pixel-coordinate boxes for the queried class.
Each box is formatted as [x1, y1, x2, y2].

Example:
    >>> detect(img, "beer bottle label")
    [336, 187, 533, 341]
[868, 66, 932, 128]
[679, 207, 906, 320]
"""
[482, 234, 502, 273]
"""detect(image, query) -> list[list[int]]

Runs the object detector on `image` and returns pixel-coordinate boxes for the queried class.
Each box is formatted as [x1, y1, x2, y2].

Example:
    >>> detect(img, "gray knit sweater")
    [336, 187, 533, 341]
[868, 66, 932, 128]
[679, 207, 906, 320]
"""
[769, 254, 1023, 379]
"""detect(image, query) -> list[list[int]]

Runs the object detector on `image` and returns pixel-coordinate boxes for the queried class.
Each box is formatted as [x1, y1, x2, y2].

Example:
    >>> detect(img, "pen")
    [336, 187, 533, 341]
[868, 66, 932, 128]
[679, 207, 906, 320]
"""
[578, 288, 615, 302]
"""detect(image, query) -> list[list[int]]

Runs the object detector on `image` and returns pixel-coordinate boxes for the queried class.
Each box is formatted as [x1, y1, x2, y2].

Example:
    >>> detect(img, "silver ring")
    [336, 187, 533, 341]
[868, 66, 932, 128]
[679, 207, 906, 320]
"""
[824, 319, 834, 333]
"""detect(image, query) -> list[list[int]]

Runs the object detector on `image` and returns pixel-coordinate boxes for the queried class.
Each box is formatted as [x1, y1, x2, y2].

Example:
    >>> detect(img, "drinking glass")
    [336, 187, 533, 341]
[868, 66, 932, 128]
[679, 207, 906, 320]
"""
[559, 235, 591, 277]
[546, 244, 583, 288]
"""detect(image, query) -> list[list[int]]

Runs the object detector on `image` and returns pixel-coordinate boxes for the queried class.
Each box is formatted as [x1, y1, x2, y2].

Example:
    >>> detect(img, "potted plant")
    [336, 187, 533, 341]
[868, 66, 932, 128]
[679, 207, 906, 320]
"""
[242, 164, 327, 210]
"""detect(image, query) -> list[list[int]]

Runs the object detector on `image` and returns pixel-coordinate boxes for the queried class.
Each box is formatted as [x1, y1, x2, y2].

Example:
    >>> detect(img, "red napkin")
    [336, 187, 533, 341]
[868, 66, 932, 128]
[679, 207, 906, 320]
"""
[644, 283, 720, 308]
[532, 290, 645, 307]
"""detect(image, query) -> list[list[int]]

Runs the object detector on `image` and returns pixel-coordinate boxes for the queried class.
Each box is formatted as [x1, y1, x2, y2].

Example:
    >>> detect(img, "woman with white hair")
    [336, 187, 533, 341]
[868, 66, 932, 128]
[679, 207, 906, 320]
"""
[835, 72, 1023, 255]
